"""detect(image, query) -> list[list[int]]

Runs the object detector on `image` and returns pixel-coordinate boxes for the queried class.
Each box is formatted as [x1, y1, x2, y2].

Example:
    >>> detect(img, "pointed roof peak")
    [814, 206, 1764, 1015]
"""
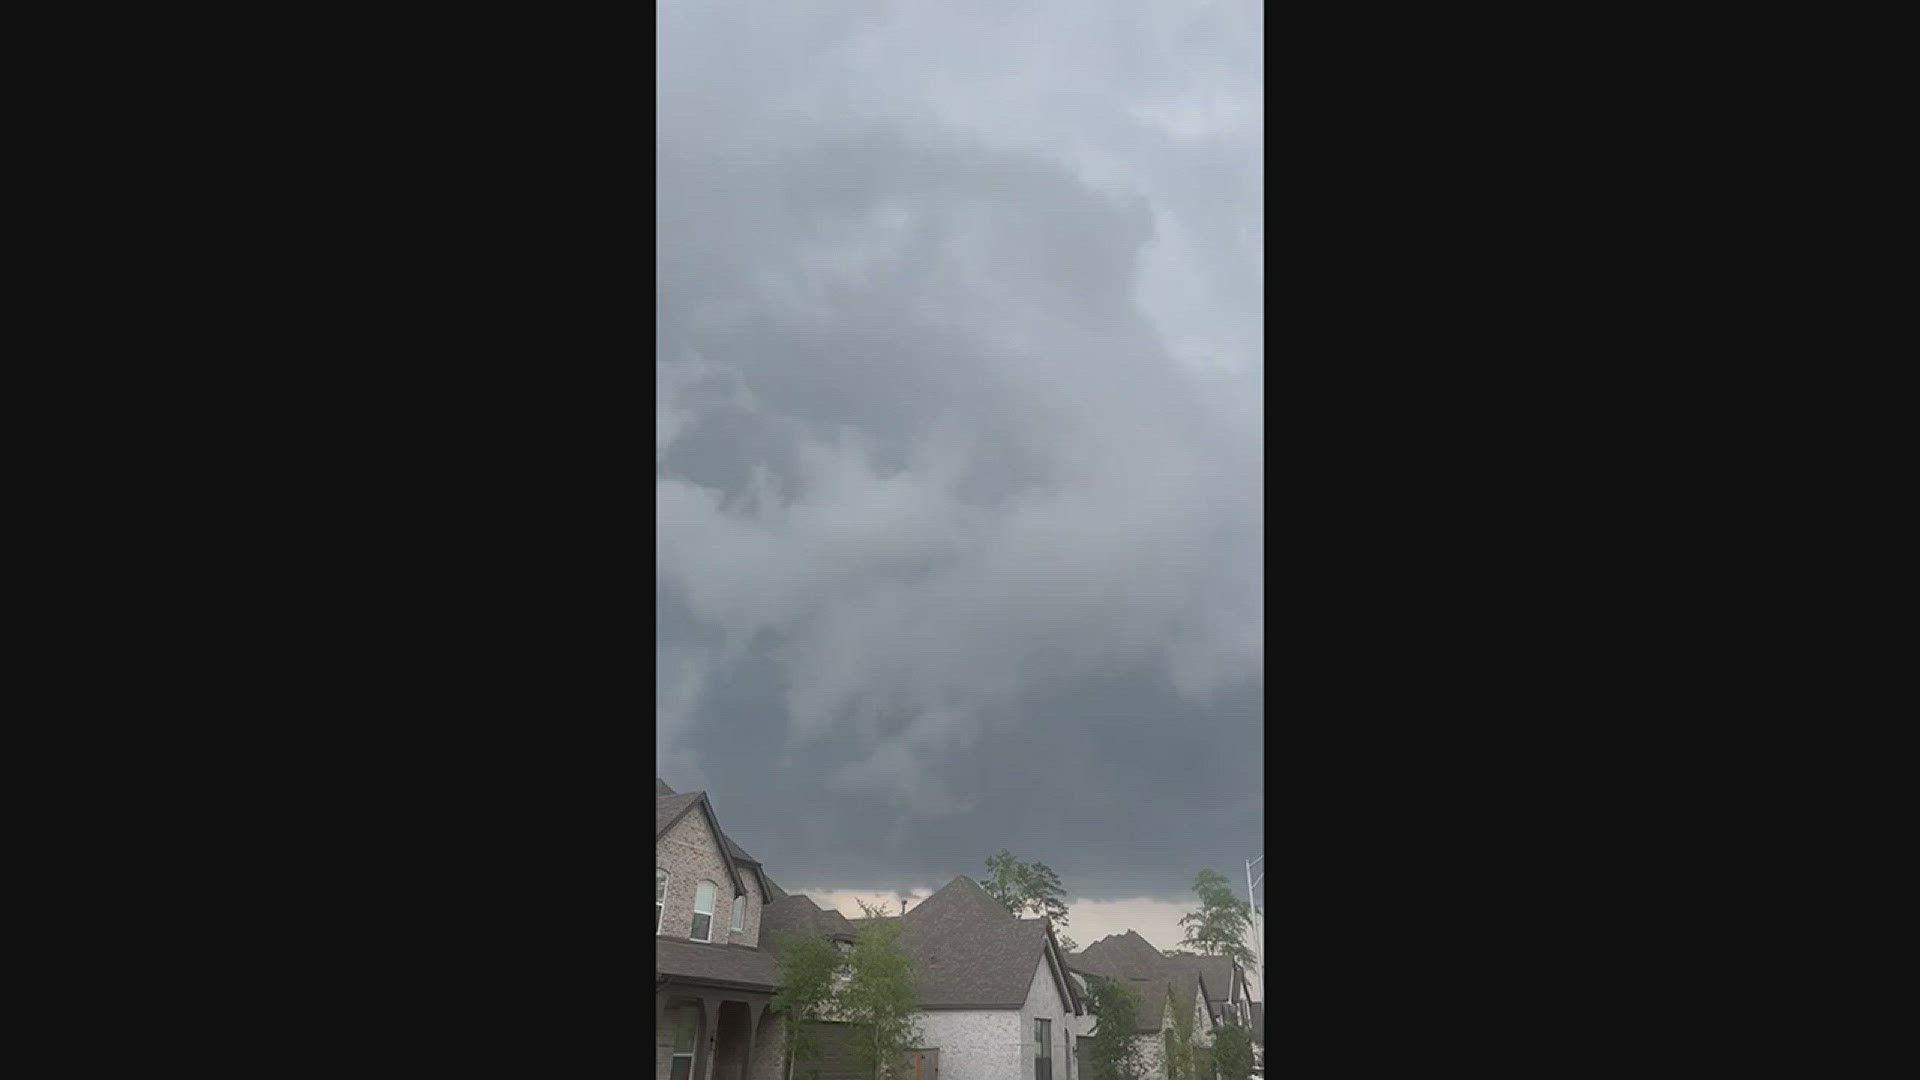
[904, 875, 1015, 922]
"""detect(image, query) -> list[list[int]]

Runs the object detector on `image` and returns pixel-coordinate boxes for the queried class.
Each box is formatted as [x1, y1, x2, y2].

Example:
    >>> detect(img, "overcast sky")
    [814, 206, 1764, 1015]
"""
[658, 0, 1262, 982]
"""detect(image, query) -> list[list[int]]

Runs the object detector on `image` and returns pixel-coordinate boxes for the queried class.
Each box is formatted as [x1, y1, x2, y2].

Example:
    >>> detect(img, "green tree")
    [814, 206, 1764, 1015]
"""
[771, 932, 846, 1080]
[844, 899, 921, 1080]
[1211, 1022, 1254, 1080]
[982, 850, 1070, 932]
[1178, 870, 1255, 968]
[1058, 933, 1079, 953]
[1165, 986, 1196, 1080]
[1081, 976, 1146, 1080]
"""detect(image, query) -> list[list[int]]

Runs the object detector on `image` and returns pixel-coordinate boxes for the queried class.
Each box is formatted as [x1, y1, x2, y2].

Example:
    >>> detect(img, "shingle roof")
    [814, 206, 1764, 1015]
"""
[656, 791, 702, 836]
[1160, 955, 1236, 1007]
[768, 878, 1068, 1011]
[1069, 931, 1225, 1033]
[655, 790, 760, 899]
[898, 912, 1054, 1008]
[1069, 930, 1167, 979]
[656, 779, 763, 866]
[654, 938, 781, 991]
[761, 895, 855, 951]
[901, 875, 1011, 923]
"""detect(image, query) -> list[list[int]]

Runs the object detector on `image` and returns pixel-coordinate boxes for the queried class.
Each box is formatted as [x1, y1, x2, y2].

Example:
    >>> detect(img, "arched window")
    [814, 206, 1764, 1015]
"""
[730, 894, 746, 933]
[656, 870, 669, 934]
[692, 880, 717, 942]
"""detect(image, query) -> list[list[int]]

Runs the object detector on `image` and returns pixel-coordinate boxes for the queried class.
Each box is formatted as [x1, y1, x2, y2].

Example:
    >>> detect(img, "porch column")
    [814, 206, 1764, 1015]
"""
[701, 998, 720, 1080]
[738, 1002, 758, 1080]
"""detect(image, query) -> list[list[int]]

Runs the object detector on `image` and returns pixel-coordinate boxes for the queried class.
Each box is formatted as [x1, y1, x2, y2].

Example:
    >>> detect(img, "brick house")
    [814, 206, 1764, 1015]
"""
[658, 781, 1088, 1080]
[765, 875, 1084, 1080]
[656, 780, 785, 1080]
[1065, 931, 1229, 1080]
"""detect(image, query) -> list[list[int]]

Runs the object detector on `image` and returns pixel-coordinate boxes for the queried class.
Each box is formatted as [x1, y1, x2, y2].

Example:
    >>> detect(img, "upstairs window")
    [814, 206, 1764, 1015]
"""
[692, 881, 717, 942]
[730, 894, 746, 932]
[1035, 1017, 1052, 1080]
[656, 870, 668, 934]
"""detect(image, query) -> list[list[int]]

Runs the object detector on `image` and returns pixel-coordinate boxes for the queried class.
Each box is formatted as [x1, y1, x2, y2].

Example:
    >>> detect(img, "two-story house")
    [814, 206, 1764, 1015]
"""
[656, 780, 784, 1080]
[1065, 931, 1225, 1080]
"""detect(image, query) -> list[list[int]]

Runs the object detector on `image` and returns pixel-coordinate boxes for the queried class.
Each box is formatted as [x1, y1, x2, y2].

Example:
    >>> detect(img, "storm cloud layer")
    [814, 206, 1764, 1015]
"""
[657, 0, 1263, 906]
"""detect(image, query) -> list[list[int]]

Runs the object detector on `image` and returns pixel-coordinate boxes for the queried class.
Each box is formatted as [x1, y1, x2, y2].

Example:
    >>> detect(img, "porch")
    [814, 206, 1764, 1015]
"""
[657, 987, 780, 1080]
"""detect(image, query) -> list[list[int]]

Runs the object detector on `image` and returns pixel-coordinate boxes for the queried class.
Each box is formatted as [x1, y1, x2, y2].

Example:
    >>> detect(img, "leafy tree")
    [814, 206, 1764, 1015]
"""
[1178, 869, 1255, 968]
[1058, 933, 1079, 953]
[1165, 985, 1196, 1080]
[982, 850, 1071, 932]
[1081, 976, 1146, 1080]
[1162, 949, 1199, 958]
[1211, 1022, 1255, 1080]
[844, 899, 921, 1080]
[771, 932, 846, 1080]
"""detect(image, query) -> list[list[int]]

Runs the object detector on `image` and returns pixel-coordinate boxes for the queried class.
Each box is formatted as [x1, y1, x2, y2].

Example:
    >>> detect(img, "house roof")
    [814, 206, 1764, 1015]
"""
[1069, 931, 1227, 1033]
[898, 911, 1057, 1008]
[1160, 955, 1237, 1007]
[655, 937, 781, 991]
[656, 779, 765, 866]
[901, 875, 1011, 923]
[1069, 930, 1167, 979]
[655, 788, 765, 901]
[767, 877, 1074, 1012]
[760, 895, 856, 948]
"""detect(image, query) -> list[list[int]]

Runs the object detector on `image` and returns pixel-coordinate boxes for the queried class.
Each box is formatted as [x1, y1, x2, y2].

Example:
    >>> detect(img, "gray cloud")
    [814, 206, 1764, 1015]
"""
[658, 0, 1263, 903]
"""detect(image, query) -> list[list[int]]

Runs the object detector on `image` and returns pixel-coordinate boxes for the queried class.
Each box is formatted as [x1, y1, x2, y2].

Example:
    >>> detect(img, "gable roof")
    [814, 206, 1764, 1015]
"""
[1159, 954, 1237, 1008]
[763, 877, 1076, 1012]
[656, 778, 765, 867]
[1069, 931, 1230, 1033]
[901, 875, 1010, 922]
[1069, 930, 1167, 980]
[655, 790, 760, 900]
[898, 911, 1058, 1008]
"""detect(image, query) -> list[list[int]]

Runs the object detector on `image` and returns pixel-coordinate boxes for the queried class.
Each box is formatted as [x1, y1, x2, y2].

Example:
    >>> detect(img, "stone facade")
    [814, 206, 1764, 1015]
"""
[657, 802, 762, 948]
[1018, 953, 1075, 1080]
[915, 1010, 1021, 1080]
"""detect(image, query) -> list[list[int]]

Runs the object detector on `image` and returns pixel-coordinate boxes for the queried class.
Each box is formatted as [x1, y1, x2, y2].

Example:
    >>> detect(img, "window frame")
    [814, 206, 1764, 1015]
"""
[691, 880, 717, 942]
[1035, 1016, 1052, 1080]
[656, 869, 669, 935]
[667, 1005, 697, 1079]
[730, 894, 746, 933]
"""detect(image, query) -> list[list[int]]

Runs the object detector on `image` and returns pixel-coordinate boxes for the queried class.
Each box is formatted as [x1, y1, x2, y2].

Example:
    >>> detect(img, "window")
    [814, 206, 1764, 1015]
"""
[667, 1005, 697, 1080]
[1035, 1018, 1052, 1080]
[691, 881, 717, 942]
[656, 870, 668, 934]
[730, 894, 746, 932]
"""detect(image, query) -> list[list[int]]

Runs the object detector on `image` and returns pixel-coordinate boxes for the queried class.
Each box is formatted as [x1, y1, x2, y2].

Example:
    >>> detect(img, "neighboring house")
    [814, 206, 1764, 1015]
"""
[656, 780, 785, 1080]
[1075, 932, 1252, 1028]
[1065, 932, 1223, 1080]
[769, 876, 1084, 1080]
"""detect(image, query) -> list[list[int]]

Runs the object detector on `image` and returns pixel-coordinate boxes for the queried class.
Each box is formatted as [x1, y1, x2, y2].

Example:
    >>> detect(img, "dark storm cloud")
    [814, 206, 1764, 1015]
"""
[657, 0, 1263, 904]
